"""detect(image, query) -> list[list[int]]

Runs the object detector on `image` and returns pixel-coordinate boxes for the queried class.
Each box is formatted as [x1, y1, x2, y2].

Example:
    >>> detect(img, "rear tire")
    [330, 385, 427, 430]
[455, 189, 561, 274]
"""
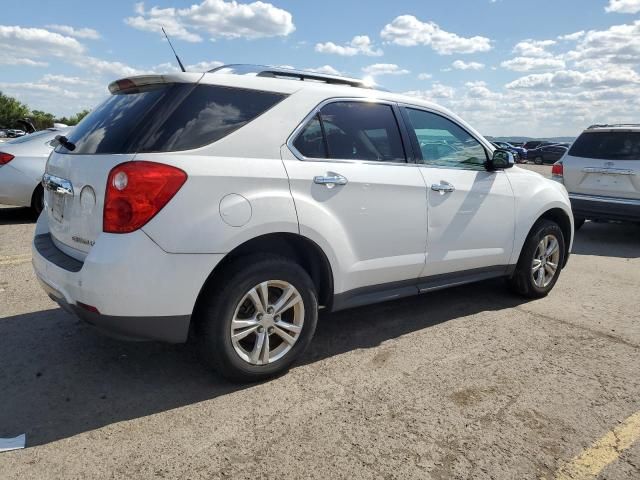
[195, 254, 318, 382]
[534, 156, 543, 165]
[30, 185, 44, 217]
[508, 219, 565, 298]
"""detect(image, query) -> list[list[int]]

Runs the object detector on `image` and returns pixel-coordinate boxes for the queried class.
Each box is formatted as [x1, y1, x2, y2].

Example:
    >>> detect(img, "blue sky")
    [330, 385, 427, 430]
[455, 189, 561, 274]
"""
[1, 0, 640, 136]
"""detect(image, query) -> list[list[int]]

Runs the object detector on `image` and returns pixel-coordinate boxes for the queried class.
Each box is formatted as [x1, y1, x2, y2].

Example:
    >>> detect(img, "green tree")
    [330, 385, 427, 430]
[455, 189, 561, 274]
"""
[0, 91, 30, 128]
[55, 109, 90, 126]
[30, 110, 55, 130]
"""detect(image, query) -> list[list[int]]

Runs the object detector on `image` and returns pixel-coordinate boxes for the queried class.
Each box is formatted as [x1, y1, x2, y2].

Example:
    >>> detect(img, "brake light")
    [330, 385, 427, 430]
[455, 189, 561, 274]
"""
[103, 161, 187, 234]
[551, 163, 563, 176]
[0, 152, 14, 165]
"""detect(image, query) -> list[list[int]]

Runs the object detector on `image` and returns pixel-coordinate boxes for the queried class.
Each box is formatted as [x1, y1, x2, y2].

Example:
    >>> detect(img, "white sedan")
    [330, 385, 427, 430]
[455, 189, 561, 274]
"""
[0, 128, 71, 214]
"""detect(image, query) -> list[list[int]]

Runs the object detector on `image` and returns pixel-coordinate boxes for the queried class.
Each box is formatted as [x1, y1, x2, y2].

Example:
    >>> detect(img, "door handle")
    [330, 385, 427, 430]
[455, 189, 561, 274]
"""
[314, 172, 348, 188]
[431, 182, 455, 193]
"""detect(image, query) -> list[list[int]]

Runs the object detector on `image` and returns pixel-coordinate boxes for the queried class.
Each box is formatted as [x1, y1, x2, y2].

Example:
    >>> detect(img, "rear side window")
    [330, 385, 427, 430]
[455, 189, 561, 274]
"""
[293, 101, 406, 162]
[58, 84, 287, 154]
[569, 131, 640, 160]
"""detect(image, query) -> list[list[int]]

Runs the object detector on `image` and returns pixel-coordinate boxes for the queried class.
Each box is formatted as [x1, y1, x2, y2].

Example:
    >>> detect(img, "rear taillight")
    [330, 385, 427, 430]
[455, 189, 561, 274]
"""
[0, 152, 14, 165]
[103, 161, 187, 234]
[551, 162, 563, 176]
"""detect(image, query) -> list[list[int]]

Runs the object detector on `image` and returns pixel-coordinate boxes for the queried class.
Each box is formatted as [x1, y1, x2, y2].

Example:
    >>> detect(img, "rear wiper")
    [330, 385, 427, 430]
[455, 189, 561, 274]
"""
[54, 135, 76, 152]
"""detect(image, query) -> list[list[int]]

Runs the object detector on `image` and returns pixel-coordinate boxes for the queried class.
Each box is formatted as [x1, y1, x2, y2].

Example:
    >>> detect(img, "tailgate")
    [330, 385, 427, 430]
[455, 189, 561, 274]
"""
[44, 151, 136, 260]
[563, 154, 640, 199]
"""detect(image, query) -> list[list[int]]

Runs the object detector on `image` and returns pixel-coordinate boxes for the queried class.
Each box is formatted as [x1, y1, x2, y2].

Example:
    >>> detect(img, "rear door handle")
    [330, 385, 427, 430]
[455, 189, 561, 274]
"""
[314, 172, 348, 188]
[431, 182, 455, 193]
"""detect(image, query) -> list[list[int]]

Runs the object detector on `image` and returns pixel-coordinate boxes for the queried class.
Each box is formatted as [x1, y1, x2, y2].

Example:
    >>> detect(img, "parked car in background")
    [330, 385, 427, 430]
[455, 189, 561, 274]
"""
[492, 141, 527, 163]
[552, 124, 640, 229]
[0, 129, 8, 138]
[7, 129, 26, 138]
[528, 144, 568, 165]
[522, 140, 553, 151]
[32, 64, 572, 381]
[0, 127, 71, 214]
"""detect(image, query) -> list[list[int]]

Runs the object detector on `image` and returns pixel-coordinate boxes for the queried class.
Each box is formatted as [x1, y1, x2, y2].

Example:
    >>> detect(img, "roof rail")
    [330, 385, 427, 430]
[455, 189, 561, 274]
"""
[587, 123, 640, 129]
[207, 64, 383, 90]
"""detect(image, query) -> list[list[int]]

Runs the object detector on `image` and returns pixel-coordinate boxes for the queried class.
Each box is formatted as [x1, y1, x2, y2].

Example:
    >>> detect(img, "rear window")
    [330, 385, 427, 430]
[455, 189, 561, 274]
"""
[57, 83, 287, 154]
[569, 131, 640, 160]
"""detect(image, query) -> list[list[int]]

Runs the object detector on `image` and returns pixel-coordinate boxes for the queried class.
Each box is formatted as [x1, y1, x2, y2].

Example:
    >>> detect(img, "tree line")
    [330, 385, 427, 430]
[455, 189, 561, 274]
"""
[0, 91, 90, 130]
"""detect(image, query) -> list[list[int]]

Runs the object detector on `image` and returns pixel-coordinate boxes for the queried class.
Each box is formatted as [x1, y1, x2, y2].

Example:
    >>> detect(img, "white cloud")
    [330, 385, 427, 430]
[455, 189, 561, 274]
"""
[187, 60, 224, 71]
[558, 31, 585, 41]
[315, 35, 383, 57]
[125, 0, 295, 42]
[506, 67, 640, 90]
[306, 65, 342, 75]
[404, 83, 456, 100]
[380, 15, 492, 54]
[46, 24, 101, 40]
[362, 63, 410, 76]
[452, 60, 485, 70]
[501, 56, 565, 72]
[417, 73, 432, 80]
[565, 20, 640, 67]
[605, 0, 640, 13]
[513, 39, 555, 58]
[0, 25, 85, 67]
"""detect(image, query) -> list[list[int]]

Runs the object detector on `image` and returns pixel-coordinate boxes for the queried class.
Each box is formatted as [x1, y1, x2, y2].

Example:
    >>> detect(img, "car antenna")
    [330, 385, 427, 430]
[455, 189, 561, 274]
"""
[162, 27, 186, 72]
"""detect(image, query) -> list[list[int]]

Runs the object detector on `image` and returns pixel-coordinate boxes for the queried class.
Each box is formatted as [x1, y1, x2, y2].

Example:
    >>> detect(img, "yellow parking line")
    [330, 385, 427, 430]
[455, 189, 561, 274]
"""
[0, 254, 31, 266]
[555, 411, 640, 480]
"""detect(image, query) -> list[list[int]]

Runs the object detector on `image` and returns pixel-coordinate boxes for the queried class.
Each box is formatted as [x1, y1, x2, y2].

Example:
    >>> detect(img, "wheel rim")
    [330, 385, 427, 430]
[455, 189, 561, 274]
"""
[230, 280, 305, 366]
[531, 234, 560, 288]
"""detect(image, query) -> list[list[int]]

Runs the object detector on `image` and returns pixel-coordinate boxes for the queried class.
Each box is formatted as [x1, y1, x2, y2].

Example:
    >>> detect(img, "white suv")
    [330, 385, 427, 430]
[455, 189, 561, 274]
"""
[33, 65, 573, 381]
[553, 124, 640, 229]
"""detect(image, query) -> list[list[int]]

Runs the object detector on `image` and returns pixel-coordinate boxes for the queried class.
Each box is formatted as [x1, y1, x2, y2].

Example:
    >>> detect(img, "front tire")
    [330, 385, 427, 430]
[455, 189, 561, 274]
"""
[196, 254, 318, 382]
[534, 156, 543, 165]
[508, 219, 565, 298]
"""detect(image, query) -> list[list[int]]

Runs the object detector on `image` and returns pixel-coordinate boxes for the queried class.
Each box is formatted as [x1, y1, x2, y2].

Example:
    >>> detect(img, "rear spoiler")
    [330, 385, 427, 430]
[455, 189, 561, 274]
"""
[108, 73, 204, 94]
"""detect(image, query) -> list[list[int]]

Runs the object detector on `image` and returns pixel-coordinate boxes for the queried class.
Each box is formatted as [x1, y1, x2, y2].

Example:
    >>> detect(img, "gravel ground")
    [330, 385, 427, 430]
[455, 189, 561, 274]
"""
[1, 172, 639, 479]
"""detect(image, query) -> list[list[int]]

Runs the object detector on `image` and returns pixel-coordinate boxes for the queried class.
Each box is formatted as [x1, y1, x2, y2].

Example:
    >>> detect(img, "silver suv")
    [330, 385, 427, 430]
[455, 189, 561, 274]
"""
[554, 124, 640, 229]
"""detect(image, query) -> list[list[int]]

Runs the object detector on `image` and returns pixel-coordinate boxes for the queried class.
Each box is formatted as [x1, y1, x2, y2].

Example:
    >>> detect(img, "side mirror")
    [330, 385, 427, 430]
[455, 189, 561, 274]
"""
[486, 149, 515, 171]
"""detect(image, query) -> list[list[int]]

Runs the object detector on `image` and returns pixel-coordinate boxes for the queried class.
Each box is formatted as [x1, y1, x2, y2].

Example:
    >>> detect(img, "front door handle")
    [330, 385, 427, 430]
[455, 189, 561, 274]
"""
[431, 182, 455, 193]
[314, 172, 348, 188]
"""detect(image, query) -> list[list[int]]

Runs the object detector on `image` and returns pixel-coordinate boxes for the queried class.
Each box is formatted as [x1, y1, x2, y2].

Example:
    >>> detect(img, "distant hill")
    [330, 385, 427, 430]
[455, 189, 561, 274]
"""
[486, 136, 576, 144]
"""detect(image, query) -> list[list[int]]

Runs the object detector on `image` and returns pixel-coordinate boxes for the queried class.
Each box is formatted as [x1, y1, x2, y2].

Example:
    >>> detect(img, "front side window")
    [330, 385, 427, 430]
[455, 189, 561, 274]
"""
[405, 108, 487, 170]
[292, 101, 406, 162]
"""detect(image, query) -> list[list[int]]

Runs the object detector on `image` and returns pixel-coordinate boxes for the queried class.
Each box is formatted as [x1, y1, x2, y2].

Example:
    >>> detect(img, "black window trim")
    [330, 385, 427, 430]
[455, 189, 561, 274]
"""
[398, 104, 493, 172]
[287, 97, 414, 166]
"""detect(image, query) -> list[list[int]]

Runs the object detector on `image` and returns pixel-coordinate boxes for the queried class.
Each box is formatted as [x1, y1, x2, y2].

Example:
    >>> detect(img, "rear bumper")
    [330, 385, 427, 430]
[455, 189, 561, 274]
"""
[32, 215, 224, 343]
[36, 275, 191, 342]
[569, 193, 640, 222]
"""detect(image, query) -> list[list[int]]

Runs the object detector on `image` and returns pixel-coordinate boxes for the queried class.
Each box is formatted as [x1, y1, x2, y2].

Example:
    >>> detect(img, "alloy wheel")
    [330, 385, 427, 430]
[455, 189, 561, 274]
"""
[531, 234, 560, 288]
[230, 280, 305, 365]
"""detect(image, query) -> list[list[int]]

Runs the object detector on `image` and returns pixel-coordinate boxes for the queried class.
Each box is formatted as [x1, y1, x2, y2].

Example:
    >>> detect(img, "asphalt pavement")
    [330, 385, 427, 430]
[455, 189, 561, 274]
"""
[1, 166, 639, 479]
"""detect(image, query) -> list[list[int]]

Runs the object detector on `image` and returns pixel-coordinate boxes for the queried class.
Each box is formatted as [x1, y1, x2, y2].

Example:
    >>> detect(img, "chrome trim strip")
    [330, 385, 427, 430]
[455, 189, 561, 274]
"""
[582, 167, 636, 175]
[42, 173, 74, 196]
[569, 193, 640, 206]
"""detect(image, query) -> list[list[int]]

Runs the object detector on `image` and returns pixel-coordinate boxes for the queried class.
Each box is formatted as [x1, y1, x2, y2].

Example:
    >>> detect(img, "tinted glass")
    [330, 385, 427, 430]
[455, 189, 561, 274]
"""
[405, 108, 487, 170]
[319, 102, 405, 162]
[58, 84, 286, 154]
[569, 132, 640, 160]
[293, 115, 327, 158]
